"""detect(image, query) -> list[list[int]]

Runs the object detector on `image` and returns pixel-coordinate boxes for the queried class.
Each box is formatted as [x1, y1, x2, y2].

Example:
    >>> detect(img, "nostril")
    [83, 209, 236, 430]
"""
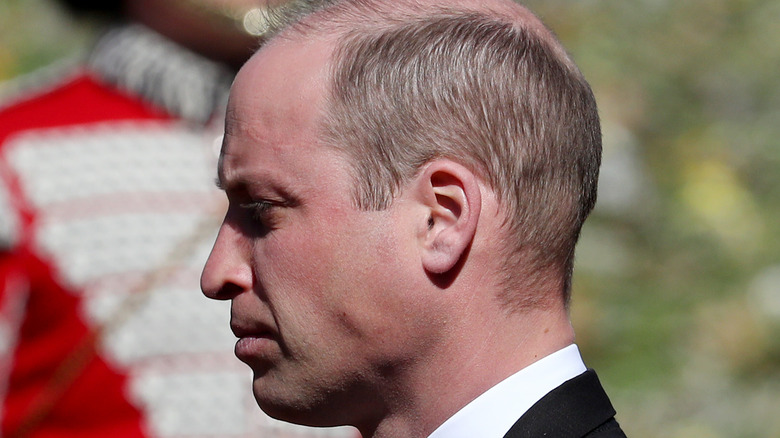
[203, 280, 245, 301]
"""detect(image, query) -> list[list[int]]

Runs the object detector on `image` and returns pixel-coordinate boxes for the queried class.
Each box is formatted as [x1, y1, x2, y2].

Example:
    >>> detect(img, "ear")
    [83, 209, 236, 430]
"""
[412, 160, 481, 274]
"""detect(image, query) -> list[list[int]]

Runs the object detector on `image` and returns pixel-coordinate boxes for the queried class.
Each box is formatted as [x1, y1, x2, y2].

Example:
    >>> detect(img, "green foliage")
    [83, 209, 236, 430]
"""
[525, 1, 780, 436]
[0, 0, 98, 81]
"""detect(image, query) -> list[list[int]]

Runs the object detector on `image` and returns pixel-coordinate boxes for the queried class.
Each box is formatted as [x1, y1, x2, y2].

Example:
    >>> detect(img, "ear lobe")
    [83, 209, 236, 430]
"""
[417, 161, 481, 274]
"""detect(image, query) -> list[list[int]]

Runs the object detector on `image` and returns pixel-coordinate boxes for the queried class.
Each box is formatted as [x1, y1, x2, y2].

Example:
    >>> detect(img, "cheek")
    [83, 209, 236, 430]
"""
[252, 207, 431, 360]
[254, 226, 334, 301]
[322, 221, 424, 348]
[251, 210, 360, 321]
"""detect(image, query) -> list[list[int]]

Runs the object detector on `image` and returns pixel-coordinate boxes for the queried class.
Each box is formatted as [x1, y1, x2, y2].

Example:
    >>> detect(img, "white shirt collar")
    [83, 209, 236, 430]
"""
[427, 344, 587, 438]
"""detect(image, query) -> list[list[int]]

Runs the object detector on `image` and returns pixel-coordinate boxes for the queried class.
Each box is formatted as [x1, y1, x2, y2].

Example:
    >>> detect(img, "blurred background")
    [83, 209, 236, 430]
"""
[2, 0, 779, 437]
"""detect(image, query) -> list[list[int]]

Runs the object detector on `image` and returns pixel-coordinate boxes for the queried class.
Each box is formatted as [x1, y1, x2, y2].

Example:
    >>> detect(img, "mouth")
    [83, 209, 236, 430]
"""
[230, 321, 274, 339]
[230, 320, 277, 363]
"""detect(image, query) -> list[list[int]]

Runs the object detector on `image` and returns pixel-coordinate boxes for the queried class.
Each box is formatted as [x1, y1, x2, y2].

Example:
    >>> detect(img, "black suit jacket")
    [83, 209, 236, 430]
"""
[503, 370, 626, 438]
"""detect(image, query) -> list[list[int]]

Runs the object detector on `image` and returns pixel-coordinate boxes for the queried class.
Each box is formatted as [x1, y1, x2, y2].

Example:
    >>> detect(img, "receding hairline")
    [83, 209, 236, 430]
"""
[256, 0, 600, 307]
[272, 0, 573, 63]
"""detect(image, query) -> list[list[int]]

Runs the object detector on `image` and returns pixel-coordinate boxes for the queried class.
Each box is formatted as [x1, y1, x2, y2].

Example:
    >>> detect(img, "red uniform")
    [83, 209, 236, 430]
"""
[0, 24, 354, 438]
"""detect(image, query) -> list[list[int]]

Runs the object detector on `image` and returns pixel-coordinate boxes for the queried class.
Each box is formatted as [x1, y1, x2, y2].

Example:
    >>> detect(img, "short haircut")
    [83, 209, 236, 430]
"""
[281, 0, 601, 307]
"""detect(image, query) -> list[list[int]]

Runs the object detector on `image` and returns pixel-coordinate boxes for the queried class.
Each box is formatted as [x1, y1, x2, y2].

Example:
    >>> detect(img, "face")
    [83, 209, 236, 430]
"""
[200, 37, 440, 427]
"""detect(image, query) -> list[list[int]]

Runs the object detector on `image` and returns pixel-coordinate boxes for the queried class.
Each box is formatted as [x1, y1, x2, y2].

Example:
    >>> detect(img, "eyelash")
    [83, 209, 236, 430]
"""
[239, 200, 276, 226]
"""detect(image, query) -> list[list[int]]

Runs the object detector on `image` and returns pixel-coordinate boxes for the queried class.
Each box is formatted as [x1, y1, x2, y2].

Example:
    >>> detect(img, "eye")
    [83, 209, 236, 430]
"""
[231, 200, 282, 237]
[240, 200, 277, 227]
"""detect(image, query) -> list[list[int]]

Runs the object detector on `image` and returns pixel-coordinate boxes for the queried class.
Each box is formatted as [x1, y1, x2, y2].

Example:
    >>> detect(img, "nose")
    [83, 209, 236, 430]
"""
[201, 221, 251, 301]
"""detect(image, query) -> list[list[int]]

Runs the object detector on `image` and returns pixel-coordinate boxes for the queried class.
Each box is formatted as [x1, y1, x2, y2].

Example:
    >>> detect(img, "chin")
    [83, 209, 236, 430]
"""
[252, 382, 343, 428]
[255, 397, 346, 428]
[250, 367, 372, 429]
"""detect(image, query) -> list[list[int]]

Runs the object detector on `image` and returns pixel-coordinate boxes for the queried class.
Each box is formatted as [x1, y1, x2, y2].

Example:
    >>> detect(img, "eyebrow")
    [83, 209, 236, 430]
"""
[214, 166, 232, 190]
[213, 169, 246, 192]
[214, 173, 251, 193]
[214, 172, 302, 208]
[215, 151, 227, 190]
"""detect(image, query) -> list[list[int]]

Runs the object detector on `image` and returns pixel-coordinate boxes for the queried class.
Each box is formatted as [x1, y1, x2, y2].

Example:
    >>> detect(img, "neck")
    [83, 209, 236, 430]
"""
[361, 295, 575, 438]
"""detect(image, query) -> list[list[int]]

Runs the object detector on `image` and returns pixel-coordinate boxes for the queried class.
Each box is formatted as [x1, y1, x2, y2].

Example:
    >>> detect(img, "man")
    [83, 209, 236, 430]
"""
[0, 0, 354, 436]
[201, 0, 626, 437]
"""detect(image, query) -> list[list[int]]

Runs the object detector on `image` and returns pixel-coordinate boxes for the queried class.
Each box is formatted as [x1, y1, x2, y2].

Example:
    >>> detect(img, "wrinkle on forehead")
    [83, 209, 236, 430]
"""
[225, 37, 333, 144]
[217, 34, 339, 196]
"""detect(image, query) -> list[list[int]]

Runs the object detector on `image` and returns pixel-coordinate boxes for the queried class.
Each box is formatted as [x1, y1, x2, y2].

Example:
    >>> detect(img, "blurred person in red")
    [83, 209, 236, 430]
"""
[0, 1, 356, 437]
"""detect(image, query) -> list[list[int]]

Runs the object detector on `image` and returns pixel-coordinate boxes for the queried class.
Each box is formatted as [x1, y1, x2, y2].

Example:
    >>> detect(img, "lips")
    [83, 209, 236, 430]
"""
[230, 321, 275, 339]
[230, 317, 278, 364]
[230, 302, 276, 338]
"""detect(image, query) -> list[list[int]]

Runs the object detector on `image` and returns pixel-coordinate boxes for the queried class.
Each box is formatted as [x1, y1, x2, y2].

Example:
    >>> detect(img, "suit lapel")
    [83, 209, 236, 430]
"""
[502, 370, 617, 438]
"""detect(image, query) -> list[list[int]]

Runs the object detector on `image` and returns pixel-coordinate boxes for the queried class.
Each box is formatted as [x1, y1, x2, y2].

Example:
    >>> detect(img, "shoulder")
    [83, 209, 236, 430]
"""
[504, 370, 627, 438]
[584, 417, 627, 438]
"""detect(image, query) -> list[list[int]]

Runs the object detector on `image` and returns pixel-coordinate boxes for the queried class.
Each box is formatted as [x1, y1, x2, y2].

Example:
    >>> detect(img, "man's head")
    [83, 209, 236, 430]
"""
[202, 31, 462, 431]
[202, 0, 600, 434]
[278, 0, 601, 307]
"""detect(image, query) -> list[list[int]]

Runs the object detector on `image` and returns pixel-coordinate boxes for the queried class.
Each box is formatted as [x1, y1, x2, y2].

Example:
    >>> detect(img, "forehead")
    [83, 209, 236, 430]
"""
[219, 36, 337, 188]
